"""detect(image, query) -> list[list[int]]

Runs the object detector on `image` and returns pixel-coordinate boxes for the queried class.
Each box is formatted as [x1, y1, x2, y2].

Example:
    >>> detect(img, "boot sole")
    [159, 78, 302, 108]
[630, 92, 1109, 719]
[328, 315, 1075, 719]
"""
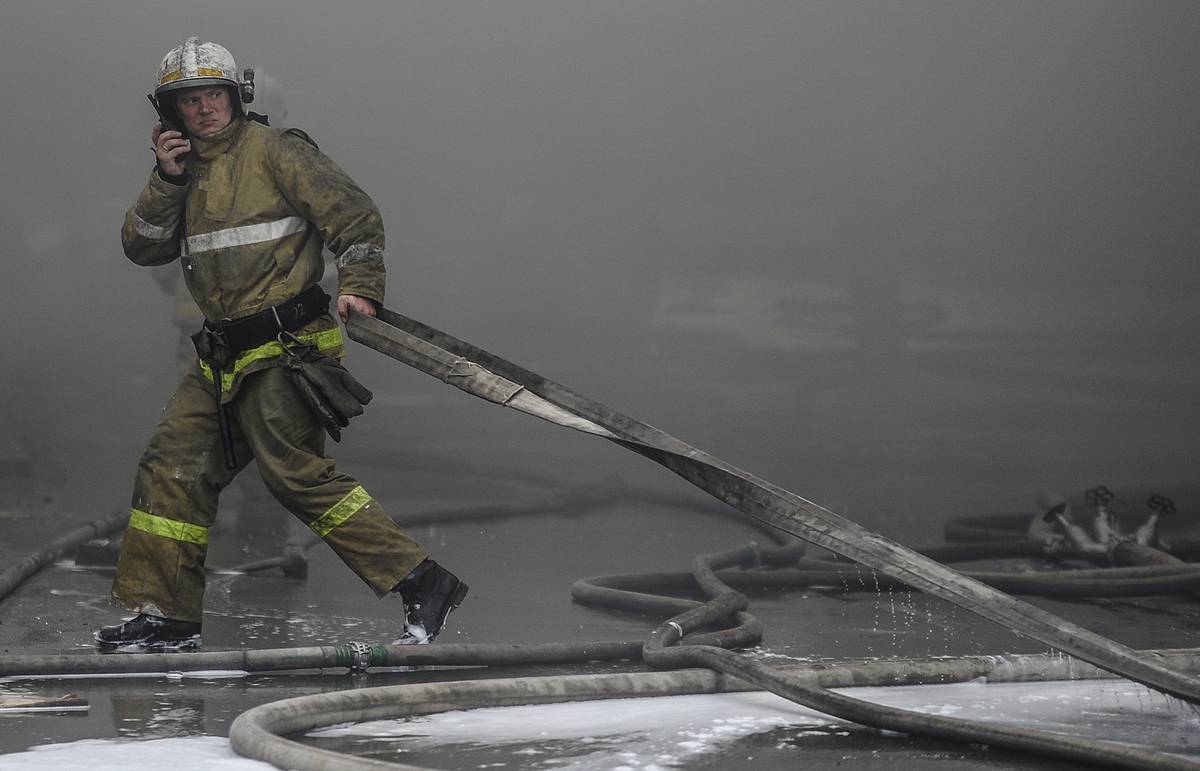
[143, 635, 202, 651]
[95, 633, 202, 651]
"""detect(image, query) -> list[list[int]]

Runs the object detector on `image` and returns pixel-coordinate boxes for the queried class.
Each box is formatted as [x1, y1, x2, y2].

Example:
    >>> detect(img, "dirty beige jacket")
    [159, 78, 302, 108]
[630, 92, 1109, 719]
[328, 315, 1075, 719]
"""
[121, 118, 385, 399]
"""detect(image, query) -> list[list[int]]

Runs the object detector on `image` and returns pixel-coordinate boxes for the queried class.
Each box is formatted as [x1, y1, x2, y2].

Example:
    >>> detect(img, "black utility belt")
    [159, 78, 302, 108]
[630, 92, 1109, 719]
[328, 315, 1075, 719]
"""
[204, 284, 331, 354]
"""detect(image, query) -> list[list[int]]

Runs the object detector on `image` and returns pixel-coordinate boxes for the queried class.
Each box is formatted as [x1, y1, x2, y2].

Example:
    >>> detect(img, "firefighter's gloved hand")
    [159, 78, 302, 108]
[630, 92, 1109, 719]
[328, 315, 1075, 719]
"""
[284, 346, 373, 441]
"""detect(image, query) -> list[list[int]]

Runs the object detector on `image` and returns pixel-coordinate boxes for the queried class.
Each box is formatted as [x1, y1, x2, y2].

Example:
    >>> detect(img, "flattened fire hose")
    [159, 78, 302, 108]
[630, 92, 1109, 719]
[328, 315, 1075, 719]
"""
[346, 308, 1200, 703]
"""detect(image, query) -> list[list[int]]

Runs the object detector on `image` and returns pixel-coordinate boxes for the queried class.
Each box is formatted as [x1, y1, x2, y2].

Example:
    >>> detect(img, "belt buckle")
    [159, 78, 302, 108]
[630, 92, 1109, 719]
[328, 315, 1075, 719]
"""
[272, 305, 306, 356]
[204, 318, 231, 341]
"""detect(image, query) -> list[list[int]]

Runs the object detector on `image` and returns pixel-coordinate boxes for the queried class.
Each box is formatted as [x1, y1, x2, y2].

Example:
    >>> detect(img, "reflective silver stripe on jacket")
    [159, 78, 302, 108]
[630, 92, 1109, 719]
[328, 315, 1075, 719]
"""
[133, 211, 178, 241]
[185, 216, 307, 255]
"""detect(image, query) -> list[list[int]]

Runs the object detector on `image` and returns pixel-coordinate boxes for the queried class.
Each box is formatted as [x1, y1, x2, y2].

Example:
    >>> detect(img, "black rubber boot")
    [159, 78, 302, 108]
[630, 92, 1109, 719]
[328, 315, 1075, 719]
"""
[393, 559, 468, 645]
[94, 614, 202, 650]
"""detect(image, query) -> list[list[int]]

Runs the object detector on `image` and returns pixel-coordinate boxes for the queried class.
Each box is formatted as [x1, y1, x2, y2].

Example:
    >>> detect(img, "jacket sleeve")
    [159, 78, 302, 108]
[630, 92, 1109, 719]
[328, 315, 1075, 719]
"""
[268, 131, 386, 305]
[121, 169, 189, 267]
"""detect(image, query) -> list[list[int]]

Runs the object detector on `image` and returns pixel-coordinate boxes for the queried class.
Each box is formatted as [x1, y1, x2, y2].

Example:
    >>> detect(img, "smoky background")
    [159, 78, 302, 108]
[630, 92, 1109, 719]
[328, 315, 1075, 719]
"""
[2, 0, 1199, 539]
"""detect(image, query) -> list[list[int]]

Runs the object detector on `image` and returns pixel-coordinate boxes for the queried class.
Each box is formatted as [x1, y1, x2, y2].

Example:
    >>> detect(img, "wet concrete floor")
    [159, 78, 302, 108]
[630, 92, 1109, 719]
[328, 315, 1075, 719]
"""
[3, 300, 1200, 769]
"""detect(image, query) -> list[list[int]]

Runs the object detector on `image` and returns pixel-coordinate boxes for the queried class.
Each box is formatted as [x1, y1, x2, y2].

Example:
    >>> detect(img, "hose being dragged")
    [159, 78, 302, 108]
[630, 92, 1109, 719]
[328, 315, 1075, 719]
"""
[346, 309, 1200, 703]
[11, 310, 1195, 767]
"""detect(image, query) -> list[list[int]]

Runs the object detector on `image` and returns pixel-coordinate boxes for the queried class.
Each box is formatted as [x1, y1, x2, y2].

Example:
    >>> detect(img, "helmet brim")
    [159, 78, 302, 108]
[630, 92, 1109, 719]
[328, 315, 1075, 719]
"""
[156, 76, 239, 96]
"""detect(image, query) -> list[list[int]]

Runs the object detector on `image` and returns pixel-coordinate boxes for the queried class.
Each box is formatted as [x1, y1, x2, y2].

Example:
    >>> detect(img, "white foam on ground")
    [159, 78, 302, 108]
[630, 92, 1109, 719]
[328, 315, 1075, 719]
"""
[313, 679, 1200, 768]
[3, 679, 1199, 769]
[0, 736, 275, 770]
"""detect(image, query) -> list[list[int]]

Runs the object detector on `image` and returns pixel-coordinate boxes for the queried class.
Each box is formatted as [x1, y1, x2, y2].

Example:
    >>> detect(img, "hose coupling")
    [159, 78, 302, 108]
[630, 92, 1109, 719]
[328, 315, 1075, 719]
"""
[348, 641, 372, 673]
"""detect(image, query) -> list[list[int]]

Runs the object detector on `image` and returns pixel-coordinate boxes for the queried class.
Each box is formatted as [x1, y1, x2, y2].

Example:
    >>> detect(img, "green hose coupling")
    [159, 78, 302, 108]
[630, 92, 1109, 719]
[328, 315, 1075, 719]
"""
[334, 641, 390, 672]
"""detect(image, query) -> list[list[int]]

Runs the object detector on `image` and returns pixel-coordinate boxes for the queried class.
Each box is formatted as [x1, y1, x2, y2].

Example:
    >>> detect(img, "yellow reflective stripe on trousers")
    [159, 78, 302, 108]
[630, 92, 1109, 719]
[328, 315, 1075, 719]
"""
[198, 326, 343, 392]
[128, 509, 209, 546]
[310, 485, 372, 537]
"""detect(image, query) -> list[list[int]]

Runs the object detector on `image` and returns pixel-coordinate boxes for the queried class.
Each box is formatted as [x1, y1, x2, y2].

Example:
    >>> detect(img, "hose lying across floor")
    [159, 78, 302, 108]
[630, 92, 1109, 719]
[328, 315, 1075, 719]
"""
[0, 510, 127, 599]
[576, 559, 1200, 599]
[5, 511, 1200, 767]
[9, 308, 1200, 768]
[225, 541, 1200, 771]
[3, 518, 1199, 768]
[640, 545, 1199, 771]
[7, 489, 1197, 767]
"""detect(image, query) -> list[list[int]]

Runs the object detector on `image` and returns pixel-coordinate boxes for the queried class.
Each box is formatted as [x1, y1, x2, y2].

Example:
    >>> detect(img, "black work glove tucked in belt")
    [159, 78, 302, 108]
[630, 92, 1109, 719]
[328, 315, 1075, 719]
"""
[283, 346, 373, 441]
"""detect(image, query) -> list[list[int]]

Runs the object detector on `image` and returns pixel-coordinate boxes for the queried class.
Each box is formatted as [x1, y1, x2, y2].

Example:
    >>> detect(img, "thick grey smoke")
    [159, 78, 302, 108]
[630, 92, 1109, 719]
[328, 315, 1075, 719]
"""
[2, 1, 1199, 533]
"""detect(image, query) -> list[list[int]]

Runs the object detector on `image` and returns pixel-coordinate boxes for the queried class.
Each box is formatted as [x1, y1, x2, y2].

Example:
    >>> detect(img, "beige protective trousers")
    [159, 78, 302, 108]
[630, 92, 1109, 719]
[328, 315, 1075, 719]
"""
[111, 364, 426, 623]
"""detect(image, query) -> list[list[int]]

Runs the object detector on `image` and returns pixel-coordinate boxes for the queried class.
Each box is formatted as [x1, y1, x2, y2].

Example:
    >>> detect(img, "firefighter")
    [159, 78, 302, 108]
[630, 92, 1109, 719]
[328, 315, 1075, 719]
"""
[96, 37, 467, 649]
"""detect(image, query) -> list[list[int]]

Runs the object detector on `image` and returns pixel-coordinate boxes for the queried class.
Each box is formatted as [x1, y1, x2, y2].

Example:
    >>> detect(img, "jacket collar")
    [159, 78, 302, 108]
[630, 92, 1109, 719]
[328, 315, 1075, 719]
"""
[189, 118, 248, 162]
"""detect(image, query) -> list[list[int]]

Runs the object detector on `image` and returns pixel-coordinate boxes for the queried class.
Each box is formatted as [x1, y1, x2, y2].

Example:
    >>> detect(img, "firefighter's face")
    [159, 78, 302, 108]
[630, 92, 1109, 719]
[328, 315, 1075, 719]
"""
[174, 86, 233, 137]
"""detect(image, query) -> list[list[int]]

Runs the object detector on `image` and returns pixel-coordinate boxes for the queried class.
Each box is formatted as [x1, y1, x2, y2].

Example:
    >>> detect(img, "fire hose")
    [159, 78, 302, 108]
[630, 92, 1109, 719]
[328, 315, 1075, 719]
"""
[7, 308, 1200, 768]
[343, 308, 1200, 703]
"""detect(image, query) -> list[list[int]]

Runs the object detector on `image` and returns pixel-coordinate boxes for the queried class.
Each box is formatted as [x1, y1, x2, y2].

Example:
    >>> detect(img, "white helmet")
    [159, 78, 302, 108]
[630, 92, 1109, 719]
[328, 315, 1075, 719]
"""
[155, 36, 241, 98]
